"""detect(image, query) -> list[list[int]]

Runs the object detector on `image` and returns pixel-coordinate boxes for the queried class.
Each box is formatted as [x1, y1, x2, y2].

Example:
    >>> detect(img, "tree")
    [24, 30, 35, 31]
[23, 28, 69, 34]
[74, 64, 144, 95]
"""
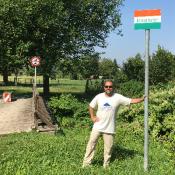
[99, 58, 118, 78]
[114, 68, 128, 84]
[0, 0, 123, 96]
[56, 53, 99, 79]
[0, 0, 32, 84]
[78, 53, 100, 79]
[150, 46, 175, 84]
[113, 59, 119, 69]
[56, 58, 79, 79]
[122, 53, 144, 82]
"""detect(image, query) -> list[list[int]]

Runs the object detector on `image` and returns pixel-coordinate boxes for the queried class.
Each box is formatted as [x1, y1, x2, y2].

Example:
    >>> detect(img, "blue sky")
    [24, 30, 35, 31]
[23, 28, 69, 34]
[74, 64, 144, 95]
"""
[96, 0, 175, 65]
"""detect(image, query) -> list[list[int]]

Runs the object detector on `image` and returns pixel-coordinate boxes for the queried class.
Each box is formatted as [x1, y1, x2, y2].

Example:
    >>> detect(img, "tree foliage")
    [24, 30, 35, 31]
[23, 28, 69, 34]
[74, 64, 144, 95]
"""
[99, 58, 119, 78]
[0, 0, 32, 83]
[150, 46, 175, 85]
[78, 53, 100, 79]
[122, 53, 144, 82]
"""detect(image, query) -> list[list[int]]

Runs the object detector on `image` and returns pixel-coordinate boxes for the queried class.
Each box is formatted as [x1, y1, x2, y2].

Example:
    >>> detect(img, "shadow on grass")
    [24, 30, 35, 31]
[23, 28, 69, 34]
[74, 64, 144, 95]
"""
[111, 145, 142, 162]
[93, 145, 142, 166]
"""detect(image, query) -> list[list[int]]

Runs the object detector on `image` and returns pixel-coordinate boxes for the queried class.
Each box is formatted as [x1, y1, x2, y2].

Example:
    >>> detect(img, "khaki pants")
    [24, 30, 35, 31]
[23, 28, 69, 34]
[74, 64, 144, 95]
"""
[83, 129, 114, 167]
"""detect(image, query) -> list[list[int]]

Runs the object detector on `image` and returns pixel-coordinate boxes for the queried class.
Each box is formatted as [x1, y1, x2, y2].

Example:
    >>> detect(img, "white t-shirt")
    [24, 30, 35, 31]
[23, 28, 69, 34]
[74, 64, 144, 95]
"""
[89, 92, 131, 134]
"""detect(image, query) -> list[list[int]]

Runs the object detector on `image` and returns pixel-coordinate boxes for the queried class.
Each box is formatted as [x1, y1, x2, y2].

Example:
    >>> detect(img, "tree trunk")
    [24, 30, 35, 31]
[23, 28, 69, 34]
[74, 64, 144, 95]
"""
[14, 70, 18, 86]
[3, 68, 8, 85]
[14, 77, 18, 86]
[85, 79, 90, 93]
[14, 73, 18, 86]
[43, 74, 50, 97]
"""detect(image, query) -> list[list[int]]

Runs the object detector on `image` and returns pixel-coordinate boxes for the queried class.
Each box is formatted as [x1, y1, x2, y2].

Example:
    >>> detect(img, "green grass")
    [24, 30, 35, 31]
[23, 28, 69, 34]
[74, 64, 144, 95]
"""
[0, 122, 174, 175]
[0, 76, 87, 96]
[49, 79, 86, 93]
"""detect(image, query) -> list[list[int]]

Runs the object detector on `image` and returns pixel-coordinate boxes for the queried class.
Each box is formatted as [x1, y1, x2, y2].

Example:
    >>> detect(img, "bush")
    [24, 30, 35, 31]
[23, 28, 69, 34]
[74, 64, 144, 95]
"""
[48, 94, 91, 128]
[118, 81, 175, 157]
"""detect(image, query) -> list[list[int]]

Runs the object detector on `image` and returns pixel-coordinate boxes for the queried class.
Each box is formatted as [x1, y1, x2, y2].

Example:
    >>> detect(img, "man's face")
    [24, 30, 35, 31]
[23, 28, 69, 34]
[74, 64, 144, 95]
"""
[104, 81, 113, 96]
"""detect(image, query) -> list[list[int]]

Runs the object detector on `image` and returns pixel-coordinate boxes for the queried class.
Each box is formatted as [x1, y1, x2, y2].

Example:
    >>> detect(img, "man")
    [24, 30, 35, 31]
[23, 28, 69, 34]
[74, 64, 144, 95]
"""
[82, 80, 145, 168]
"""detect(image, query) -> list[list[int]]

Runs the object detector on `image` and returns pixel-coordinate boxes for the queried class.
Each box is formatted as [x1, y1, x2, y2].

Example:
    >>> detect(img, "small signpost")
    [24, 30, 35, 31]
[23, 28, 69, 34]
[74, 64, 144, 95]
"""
[134, 9, 161, 172]
[30, 56, 41, 87]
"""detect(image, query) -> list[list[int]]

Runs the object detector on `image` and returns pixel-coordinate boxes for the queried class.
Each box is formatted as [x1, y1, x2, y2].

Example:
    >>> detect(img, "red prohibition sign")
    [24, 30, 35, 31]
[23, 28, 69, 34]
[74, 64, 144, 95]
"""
[30, 56, 41, 67]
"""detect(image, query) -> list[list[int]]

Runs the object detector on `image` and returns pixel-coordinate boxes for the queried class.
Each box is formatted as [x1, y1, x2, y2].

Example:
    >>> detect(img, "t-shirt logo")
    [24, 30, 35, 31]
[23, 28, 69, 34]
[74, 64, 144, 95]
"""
[102, 102, 112, 111]
[104, 103, 110, 106]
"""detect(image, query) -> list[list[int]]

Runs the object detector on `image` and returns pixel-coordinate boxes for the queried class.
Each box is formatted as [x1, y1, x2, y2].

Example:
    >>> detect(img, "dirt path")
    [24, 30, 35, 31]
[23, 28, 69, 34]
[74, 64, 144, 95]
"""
[0, 98, 34, 135]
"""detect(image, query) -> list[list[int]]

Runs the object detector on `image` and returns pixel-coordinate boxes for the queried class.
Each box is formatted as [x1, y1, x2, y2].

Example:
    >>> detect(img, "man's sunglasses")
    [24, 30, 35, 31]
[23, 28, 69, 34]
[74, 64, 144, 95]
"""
[104, 86, 113, 88]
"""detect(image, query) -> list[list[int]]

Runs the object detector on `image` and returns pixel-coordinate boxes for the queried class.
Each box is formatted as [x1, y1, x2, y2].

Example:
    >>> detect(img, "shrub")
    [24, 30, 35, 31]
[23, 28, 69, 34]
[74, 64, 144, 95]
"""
[48, 94, 91, 128]
[118, 81, 175, 157]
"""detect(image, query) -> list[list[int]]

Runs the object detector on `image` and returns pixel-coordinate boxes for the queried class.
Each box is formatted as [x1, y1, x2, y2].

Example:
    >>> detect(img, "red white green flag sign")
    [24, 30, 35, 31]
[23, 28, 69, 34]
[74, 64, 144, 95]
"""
[134, 9, 161, 30]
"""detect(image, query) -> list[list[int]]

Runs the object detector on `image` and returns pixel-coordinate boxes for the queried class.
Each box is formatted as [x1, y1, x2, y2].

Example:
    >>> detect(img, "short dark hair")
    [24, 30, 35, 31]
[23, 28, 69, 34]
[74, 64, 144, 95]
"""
[103, 80, 114, 86]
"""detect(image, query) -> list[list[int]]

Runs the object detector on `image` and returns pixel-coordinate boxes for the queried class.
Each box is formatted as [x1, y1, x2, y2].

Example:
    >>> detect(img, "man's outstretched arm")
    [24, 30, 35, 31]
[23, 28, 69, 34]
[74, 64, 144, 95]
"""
[131, 96, 145, 104]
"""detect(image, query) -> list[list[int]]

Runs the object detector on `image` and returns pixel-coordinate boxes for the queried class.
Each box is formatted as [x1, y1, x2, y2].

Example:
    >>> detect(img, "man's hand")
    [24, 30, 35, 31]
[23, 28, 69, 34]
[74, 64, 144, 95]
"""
[131, 95, 146, 104]
[91, 116, 100, 123]
[89, 106, 99, 123]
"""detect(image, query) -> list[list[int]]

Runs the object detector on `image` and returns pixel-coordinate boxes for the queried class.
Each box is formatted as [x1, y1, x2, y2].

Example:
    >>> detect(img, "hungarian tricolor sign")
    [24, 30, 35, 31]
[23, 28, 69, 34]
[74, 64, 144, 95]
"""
[134, 9, 161, 30]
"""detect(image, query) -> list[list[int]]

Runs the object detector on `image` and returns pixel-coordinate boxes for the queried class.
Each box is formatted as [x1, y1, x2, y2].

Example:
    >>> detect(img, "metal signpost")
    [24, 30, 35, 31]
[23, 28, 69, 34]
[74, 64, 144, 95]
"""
[30, 56, 41, 87]
[134, 9, 161, 171]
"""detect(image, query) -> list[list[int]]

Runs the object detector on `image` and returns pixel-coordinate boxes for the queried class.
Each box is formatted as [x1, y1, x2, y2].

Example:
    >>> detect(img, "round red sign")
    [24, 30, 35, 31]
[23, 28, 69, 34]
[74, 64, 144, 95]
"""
[30, 56, 40, 67]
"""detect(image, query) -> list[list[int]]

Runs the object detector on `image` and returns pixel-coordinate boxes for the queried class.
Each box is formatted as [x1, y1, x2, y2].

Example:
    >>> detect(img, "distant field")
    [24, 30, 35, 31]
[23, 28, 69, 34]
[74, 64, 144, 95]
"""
[0, 75, 88, 95]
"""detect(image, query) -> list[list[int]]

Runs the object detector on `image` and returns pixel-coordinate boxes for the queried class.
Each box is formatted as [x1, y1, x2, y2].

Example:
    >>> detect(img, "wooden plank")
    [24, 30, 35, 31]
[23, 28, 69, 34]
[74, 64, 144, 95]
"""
[33, 95, 57, 133]
[37, 108, 52, 121]
[35, 111, 55, 128]
[37, 126, 56, 132]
